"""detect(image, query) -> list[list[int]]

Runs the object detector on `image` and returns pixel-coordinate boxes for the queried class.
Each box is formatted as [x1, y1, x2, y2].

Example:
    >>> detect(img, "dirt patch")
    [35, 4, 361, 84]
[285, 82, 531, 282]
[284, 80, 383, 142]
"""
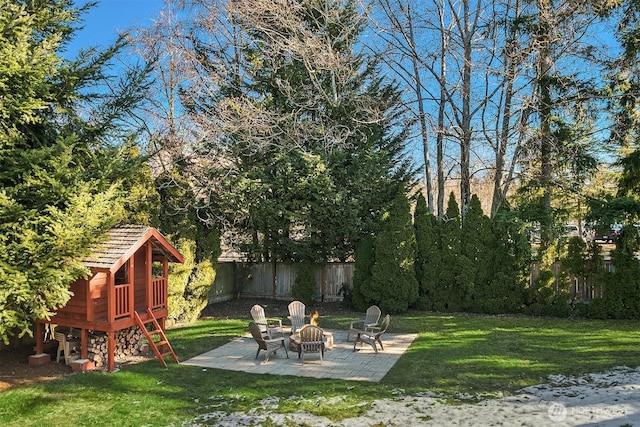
[0, 342, 155, 392]
[0, 344, 75, 391]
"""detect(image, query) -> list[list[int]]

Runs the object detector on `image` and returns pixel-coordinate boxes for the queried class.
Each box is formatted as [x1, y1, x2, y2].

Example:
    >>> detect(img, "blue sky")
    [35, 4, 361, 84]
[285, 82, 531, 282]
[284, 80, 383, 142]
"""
[66, 0, 165, 56]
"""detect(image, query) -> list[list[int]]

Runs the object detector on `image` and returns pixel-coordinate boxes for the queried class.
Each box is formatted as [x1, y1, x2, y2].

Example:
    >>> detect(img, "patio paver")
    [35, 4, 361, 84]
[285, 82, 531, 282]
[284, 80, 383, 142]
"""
[182, 329, 417, 382]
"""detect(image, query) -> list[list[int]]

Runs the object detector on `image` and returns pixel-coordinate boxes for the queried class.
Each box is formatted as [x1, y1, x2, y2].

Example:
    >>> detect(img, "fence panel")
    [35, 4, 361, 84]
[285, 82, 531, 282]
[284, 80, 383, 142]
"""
[275, 264, 296, 299]
[207, 262, 237, 303]
[208, 262, 355, 303]
[323, 263, 354, 301]
[246, 263, 275, 299]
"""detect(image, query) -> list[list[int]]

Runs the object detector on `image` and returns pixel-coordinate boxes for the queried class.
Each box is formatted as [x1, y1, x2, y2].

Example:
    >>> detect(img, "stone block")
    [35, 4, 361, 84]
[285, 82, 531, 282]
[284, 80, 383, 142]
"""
[28, 353, 51, 365]
[71, 358, 95, 372]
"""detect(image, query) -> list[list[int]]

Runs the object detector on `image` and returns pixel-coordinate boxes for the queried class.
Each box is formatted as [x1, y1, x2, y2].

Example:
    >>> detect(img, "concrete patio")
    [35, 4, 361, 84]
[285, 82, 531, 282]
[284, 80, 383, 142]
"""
[182, 329, 418, 382]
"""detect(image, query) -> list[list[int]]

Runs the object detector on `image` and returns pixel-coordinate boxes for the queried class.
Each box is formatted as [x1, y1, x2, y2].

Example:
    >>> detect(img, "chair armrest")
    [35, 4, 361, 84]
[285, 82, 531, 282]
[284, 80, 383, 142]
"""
[265, 317, 283, 327]
[287, 315, 311, 323]
[356, 332, 376, 343]
[349, 319, 365, 329]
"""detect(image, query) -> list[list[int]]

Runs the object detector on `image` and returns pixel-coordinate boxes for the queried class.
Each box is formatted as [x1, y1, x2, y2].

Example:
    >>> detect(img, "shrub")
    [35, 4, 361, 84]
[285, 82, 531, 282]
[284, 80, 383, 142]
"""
[167, 237, 219, 327]
[352, 235, 375, 311]
[413, 193, 441, 311]
[367, 192, 418, 314]
[586, 298, 609, 319]
[292, 263, 317, 305]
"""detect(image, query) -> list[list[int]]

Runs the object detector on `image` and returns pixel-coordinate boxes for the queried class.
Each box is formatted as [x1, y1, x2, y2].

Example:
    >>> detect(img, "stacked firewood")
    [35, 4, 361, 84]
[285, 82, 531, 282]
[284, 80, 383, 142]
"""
[87, 327, 146, 368]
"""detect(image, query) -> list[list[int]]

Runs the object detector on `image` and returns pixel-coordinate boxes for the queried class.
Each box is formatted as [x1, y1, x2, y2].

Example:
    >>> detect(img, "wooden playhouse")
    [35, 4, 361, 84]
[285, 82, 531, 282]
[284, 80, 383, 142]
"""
[33, 225, 185, 371]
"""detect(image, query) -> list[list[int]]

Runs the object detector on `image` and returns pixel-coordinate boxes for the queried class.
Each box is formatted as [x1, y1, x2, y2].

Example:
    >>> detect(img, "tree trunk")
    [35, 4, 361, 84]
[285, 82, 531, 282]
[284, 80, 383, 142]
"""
[407, 9, 434, 214]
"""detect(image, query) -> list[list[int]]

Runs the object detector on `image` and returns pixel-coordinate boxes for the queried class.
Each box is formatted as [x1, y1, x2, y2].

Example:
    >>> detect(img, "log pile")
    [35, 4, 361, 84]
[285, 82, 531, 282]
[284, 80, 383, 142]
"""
[87, 327, 146, 368]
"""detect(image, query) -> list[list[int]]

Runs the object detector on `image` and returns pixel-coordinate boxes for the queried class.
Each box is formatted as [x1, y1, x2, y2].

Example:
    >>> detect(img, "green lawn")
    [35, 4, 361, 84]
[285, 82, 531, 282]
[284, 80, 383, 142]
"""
[1, 314, 639, 426]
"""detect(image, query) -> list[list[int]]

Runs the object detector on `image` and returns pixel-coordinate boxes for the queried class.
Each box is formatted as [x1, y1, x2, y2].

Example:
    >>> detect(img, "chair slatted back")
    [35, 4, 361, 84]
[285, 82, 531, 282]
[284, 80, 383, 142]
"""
[378, 314, 391, 335]
[364, 305, 381, 326]
[250, 305, 268, 334]
[299, 325, 324, 353]
[288, 300, 306, 335]
[249, 322, 266, 348]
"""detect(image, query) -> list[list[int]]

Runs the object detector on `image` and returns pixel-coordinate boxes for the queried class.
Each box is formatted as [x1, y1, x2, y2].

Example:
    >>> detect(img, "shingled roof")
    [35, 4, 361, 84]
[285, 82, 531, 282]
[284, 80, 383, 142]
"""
[82, 225, 184, 272]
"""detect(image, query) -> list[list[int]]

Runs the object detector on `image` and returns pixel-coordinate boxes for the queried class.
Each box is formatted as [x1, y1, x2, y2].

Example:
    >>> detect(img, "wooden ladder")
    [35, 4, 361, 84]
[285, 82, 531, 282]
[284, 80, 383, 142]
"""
[134, 309, 179, 368]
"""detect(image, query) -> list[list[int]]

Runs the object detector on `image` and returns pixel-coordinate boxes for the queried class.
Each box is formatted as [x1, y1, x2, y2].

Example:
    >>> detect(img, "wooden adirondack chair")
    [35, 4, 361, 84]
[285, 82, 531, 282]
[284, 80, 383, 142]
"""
[248, 322, 289, 362]
[347, 305, 381, 341]
[298, 325, 325, 365]
[287, 300, 308, 335]
[250, 304, 284, 338]
[353, 314, 391, 354]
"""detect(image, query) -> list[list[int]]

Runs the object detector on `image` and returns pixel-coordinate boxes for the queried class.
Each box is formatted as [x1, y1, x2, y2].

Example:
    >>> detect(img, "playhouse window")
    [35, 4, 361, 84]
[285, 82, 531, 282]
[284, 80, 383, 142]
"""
[115, 263, 129, 285]
[152, 261, 163, 278]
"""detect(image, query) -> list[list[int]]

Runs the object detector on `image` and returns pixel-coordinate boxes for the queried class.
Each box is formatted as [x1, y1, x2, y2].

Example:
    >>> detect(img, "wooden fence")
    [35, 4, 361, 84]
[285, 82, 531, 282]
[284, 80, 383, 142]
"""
[209, 258, 617, 305]
[530, 257, 613, 303]
[207, 262, 354, 303]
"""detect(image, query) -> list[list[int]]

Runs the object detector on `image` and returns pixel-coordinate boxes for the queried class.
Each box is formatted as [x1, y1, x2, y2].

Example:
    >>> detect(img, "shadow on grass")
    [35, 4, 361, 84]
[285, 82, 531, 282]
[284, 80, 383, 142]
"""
[386, 315, 640, 395]
[3, 313, 640, 426]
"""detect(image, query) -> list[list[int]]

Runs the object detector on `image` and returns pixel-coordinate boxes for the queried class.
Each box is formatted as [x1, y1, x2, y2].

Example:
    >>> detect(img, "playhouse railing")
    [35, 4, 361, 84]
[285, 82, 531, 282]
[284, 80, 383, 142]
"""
[112, 278, 167, 320]
[114, 284, 131, 318]
[152, 277, 166, 309]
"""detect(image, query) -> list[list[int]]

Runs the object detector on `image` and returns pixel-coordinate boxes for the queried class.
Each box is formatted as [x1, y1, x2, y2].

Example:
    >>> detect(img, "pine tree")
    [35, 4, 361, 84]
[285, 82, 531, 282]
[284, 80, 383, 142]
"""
[182, 0, 414, 263]
[367, 192, 418, 313]
[0, 0, 151, 344]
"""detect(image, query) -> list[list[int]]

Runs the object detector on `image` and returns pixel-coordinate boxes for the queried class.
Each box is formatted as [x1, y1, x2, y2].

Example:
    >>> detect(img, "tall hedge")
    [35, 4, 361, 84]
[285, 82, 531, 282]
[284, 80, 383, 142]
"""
[413, 193, 442, 310]
[485, 207, 530, 314]
[352, 235, 375, 311]
[597, 227, 640, 319]
[366, 192, 418, 313]
[461, 195, 495, 312]
[436, 193, 464, 311]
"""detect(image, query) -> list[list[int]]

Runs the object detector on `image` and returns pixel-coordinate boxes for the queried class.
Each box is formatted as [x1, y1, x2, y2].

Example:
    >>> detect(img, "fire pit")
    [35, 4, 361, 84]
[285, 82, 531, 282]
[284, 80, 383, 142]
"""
[289, 311, 333, 352]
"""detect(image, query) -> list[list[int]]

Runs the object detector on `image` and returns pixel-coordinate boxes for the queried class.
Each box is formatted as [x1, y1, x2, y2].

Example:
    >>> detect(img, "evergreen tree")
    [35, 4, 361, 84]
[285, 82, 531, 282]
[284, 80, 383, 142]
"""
[156, 169, 222, 325]
[0, 0, 151, 344]
[366, 192, 418, 313]
[413, 192, 441, 310]
[437, 192, 463, 311]
[352, 235, 375, 311]
[600, 227, 640, 319]
[182, 0, 414, 263]
[461, 195, 494, 312]
[292, 263, 318, 305]
[487, 207, 530, 314]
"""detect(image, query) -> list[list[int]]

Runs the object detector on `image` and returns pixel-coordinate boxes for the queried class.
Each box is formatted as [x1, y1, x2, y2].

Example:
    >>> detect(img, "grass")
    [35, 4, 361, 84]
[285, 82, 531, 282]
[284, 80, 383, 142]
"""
[2, 313, 640, 426]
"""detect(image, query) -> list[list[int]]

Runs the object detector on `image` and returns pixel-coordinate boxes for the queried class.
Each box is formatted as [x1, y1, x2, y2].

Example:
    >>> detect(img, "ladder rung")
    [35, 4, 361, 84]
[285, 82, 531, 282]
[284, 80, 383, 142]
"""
[135, 309, 177, 367]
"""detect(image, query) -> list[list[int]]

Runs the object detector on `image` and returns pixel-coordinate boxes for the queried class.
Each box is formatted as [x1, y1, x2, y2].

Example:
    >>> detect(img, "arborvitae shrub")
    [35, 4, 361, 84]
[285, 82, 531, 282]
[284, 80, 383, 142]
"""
[352, 235, 375, 311]
[292, 263, 317, 305]
[413, 193, 441, 311]
[368, 192, 418, 314]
